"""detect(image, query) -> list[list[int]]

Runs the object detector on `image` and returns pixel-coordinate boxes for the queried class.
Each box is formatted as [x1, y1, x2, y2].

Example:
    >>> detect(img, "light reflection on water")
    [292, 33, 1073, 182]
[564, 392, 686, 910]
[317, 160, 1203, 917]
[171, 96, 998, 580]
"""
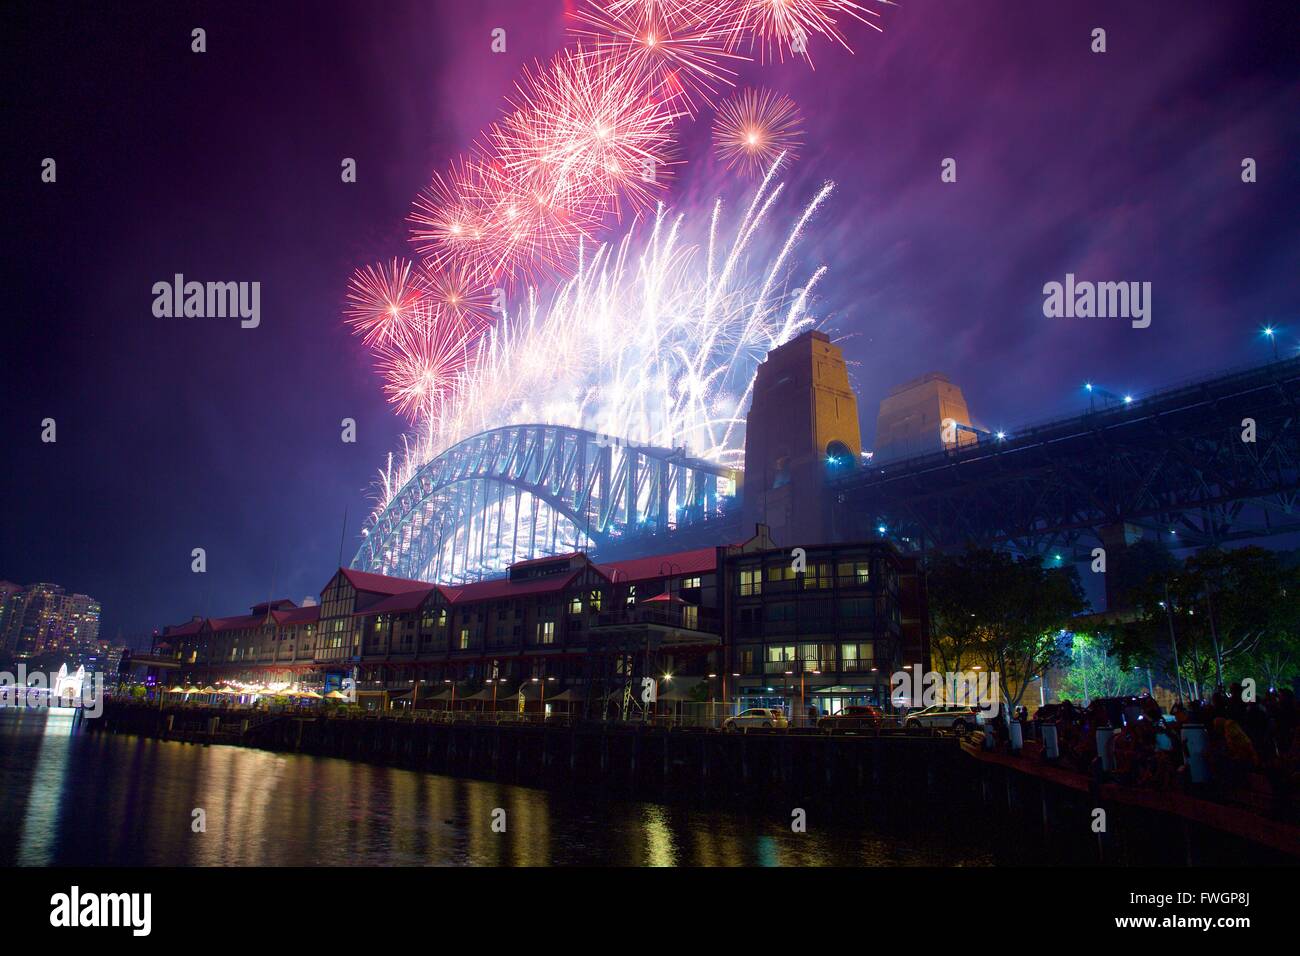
[0, 711, 993, 866]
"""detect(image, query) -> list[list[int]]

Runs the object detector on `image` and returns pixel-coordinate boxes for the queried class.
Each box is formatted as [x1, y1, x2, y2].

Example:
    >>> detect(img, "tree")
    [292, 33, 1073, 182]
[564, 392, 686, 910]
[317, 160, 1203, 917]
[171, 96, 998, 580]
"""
[1109, 544, 1300, 700]
[1056, 631, 1145, 703]
[929, 548, 1089, 719]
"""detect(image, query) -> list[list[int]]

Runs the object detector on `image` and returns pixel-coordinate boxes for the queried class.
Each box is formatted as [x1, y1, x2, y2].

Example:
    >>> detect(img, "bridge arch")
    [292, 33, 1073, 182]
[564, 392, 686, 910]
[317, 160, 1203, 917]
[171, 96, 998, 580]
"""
[352, 424, 739, 583]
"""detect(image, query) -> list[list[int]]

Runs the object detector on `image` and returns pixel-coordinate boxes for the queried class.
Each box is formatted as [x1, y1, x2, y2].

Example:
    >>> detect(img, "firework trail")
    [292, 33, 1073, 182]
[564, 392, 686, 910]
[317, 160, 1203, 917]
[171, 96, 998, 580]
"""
[712, 87, 805, 175]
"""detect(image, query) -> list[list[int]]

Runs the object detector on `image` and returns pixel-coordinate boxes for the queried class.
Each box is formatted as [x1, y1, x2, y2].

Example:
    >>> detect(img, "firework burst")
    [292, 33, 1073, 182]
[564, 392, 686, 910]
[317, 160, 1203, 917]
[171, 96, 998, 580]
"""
[717, 0, 886, 66]
[423, 261, 496, 331]
[568, 0, 747, 115]
[343, 258, 430, 348]
[712, 87, 804, 175]
[495, 47, 686, 218]
[407, 158, 494, 274]
[374, 299, 479, 422]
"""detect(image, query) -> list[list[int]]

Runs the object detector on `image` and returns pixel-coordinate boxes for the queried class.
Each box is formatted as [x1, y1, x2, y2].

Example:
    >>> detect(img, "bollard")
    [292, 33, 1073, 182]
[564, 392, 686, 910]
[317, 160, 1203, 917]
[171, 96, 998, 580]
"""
[1041, 722, 1060, 760]
[1096, 726, 1115, 771]
[1008, 720, 1024, 754]
[1182, 723, 1210, 783]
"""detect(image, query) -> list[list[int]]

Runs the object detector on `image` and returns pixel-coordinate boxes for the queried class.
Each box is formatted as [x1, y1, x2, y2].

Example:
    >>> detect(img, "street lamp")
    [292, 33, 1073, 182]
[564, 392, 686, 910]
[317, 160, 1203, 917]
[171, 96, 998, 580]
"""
[1264, 326, 1279, 360]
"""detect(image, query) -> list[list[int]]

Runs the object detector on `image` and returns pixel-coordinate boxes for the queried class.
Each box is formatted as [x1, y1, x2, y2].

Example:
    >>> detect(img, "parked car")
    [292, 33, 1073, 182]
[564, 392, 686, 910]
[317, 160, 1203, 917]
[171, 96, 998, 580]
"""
[904, 704, 981, 734]
[817, 704, 883, 733]
[722, 708, 789, 732]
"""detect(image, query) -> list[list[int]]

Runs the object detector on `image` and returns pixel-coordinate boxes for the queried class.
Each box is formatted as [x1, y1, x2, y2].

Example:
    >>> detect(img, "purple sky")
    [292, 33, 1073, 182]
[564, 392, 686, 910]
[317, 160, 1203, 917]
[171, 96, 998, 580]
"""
[3, 0, 1297, 643]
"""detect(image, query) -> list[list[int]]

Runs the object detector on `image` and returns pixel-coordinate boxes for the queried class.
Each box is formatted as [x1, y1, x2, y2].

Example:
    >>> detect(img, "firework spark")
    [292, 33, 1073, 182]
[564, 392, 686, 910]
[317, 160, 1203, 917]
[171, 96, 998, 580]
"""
[712, 87, 804, 175]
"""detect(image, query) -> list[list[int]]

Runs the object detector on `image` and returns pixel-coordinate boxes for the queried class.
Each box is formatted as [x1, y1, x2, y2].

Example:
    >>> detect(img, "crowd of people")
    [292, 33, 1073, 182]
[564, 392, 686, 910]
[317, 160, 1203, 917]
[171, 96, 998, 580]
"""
[1017, 686, 1298, 815]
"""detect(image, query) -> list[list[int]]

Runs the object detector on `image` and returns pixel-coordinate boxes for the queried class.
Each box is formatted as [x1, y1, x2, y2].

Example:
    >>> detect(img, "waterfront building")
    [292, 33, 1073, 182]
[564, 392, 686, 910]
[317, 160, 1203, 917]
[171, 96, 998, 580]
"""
[153, 528, 927, 717]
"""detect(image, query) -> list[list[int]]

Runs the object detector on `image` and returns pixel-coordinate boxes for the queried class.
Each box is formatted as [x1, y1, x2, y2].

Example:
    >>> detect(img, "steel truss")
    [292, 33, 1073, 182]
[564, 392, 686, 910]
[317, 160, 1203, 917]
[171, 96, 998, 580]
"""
[834, 358, 1300, 558]
[353, 424, 738, 583]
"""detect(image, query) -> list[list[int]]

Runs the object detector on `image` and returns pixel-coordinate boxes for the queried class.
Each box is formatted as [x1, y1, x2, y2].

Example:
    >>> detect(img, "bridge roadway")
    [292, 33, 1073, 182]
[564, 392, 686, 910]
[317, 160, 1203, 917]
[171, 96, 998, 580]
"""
[830, 356, 1300, 557]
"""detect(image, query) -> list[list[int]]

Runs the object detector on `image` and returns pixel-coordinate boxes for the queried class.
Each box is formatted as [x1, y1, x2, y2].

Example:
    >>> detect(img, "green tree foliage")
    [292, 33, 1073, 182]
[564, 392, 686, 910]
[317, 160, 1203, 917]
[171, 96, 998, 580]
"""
[1055, 632, 1146, 703]
[929, 549, 1089, 716]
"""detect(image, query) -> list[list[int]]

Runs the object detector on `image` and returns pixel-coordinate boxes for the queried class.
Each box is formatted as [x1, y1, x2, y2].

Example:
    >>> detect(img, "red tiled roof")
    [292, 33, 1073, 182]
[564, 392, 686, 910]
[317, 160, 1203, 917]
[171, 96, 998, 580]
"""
[508, 552, 583, 568]
[339, 567, 434, 596]
[208, 613, 263, 633]
[358, 586, 439, 616]
[446, 570, 583, 603]
[272, 605, 321, 626]
[164, 618, 206, 636]
[596, 547, 718, 583]
[251, 598, 296, 613]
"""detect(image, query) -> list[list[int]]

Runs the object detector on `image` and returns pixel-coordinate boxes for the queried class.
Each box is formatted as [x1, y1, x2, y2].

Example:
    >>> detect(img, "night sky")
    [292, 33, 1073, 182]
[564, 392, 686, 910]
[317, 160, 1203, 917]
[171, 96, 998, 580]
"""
[2, 1, 1297, 645]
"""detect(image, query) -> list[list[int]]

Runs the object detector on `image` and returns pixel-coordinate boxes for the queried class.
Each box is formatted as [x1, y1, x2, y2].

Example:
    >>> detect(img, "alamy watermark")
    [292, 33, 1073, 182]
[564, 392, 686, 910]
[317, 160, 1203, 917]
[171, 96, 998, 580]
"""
[152, 274, 260, 328]
[1042, 273, 1151, 328]
[890, 664, 1001, 719]
[0, 664, 105, 717]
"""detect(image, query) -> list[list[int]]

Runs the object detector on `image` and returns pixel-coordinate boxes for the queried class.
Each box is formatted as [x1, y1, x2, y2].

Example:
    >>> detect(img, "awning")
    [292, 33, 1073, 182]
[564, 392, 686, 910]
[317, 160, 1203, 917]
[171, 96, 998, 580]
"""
[643, 592, 687, 604]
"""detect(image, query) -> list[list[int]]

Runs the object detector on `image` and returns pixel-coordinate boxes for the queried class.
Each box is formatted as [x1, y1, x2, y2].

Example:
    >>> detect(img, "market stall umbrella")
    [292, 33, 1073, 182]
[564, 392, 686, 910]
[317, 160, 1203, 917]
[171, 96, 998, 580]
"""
[295, 690, 323, 699]
[166, 686, 186, 694]
[199, 686, 218, 694]
[323, 690, 350, 700]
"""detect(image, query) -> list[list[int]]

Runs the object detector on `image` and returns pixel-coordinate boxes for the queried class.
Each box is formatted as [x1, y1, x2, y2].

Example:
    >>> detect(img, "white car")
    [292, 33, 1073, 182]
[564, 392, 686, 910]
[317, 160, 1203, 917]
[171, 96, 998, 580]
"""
[903, 705, 981, 734]
[722, 708, 789, 732]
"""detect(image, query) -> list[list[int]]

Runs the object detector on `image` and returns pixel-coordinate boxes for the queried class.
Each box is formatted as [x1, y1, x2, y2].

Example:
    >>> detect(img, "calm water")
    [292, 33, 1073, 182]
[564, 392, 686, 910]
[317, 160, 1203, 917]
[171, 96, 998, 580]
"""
[0, 710, 995, 866]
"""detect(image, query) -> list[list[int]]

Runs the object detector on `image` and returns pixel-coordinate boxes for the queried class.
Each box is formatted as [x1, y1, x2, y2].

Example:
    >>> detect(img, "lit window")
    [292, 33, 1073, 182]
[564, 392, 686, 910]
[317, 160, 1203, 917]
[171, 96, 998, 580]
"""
[589, 590, 602, 611]
[626, 585, 637, 607]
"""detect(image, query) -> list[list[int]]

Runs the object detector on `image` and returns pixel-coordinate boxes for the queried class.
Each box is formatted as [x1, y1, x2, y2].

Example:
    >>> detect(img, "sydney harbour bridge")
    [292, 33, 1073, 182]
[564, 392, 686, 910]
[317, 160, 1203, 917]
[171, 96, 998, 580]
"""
[353, 336, 1300, 584]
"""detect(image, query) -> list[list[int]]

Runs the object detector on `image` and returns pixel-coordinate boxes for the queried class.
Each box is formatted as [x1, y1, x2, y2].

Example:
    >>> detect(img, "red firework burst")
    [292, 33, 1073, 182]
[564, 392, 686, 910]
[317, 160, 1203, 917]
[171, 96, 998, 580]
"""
[568, 0, 747, 115]
[408, 158, 494, 273]
[495, 46, 684, 218]
[343, 258, 430, 348]
[423, 261, 497, 332]
[374, 301, 477, 421]
[712, 87, 804, 175]
[715, 0, 884, 67]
